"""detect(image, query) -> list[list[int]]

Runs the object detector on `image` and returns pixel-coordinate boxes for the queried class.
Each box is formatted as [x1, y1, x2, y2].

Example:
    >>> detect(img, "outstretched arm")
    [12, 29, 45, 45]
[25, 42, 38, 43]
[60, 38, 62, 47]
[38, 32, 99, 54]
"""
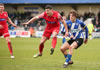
[23, 12, 44, 25]
[23, 16, 38, 25]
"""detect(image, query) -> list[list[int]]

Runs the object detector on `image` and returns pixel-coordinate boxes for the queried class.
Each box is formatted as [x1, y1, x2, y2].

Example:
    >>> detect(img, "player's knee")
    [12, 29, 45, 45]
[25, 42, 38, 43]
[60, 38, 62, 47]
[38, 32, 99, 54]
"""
[40, 42, 44, 45]
[5, 37, 11, 43]
[60, 47, 64, 52]
[69, 47, 73, 50]
[53, 37, 57, 39]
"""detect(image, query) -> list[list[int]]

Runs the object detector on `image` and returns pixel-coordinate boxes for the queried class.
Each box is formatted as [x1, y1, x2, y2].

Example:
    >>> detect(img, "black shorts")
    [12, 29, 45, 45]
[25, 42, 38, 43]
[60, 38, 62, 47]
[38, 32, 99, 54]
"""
[67, 38, 84, 49]
[61, 31, 65, 35]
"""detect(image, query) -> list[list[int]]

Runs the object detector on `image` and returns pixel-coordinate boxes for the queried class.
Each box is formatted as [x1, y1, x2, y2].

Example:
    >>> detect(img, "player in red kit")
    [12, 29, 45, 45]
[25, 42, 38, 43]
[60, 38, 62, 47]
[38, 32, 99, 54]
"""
[0, 4, 17, 59]
[23, 5, 68, 58]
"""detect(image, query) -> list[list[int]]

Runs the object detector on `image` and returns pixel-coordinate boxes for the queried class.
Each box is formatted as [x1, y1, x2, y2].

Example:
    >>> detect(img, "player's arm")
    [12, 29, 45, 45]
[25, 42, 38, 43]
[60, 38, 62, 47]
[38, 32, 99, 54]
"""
[81, 22, 88, 44]
[7, 17, 17, 28]
[58, 13, 69, 36]
[61, 20, 69, 36]
[61, 20, 68, 32]
[23, 12, 44, 25]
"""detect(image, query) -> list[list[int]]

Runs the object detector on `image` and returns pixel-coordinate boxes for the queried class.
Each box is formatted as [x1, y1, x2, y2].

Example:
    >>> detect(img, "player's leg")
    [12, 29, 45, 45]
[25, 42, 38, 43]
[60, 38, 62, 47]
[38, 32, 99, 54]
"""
[39, 36, 48, 55]
[89, 32, 92, 39]
[64, 38, 83, 68]
[33, 36, 48, 58]
[60, 39, 74, 68]
[5, 36, 15, 59]
[62, 36, 66, 44]
[60, 42, 70, 58]
[61, 39, 74, 58]
[62, 32, 66, 44]
[63, 41, 77, 68]
[50, 31, 58, 55]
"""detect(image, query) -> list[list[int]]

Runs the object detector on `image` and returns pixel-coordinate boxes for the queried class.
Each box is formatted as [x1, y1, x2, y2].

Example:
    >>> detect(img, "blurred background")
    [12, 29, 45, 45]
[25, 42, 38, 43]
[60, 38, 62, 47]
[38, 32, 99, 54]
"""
[0, 1, 100, 70]
[0, 0, 100, 38]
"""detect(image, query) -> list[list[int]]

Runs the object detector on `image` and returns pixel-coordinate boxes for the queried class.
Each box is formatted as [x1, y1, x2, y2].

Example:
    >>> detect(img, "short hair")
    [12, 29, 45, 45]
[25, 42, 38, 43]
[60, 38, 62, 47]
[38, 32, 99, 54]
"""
[0, 3, 4, 6]
[45, 5, 53, 9]
[69, 10, 77, 17]
[60, 11, 65, 16]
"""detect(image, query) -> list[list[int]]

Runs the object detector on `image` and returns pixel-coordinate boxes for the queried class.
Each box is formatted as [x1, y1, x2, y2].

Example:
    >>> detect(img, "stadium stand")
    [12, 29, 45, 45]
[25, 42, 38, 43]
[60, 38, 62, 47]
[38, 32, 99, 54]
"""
[0, 0, 100, 4]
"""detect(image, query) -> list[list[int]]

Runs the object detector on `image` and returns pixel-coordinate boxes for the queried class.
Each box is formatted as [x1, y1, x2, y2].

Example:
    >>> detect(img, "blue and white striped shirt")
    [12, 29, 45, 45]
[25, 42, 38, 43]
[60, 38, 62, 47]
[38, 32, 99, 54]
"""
[61, 19, 88, 39]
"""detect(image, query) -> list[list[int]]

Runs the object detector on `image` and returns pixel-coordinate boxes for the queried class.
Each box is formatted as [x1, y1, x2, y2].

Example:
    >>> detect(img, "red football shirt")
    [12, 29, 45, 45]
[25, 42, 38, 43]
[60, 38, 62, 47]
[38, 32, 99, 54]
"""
[38, 10, 61, 28]
[0, 11, 8, 30]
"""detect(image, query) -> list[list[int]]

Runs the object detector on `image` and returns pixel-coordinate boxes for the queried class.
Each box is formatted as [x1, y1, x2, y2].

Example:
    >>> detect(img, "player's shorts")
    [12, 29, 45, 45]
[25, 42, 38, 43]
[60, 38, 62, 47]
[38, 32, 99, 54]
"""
[67, 38, 84, 49]
[0, 28, 10, 38]
[61, 31, 65, 35]
[43, 26, 60, 39]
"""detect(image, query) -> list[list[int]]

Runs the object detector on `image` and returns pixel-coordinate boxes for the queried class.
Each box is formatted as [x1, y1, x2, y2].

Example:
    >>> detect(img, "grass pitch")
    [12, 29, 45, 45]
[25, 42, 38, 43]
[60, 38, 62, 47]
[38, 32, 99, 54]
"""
[0, 38, 100, 70]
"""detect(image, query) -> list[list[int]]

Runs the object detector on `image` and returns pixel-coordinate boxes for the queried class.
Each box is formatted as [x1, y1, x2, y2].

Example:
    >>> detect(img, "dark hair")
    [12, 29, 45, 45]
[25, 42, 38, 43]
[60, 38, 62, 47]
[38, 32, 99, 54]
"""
[45, 5, 53, 9]
[60, 11, 65, 16]
[0, 3, 4, 6]
[69, 10, 77, 17]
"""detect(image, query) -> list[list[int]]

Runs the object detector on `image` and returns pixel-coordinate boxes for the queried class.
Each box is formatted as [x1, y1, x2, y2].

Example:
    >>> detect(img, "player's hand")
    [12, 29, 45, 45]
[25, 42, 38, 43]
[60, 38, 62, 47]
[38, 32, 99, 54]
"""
[70, 35, 74, 39]
[84, 39, 88, 44]
[0, 25, 3, 29]
[13, 24, 17, 29]
[23, 22, 29, 25]
[65, 31, 69, 37]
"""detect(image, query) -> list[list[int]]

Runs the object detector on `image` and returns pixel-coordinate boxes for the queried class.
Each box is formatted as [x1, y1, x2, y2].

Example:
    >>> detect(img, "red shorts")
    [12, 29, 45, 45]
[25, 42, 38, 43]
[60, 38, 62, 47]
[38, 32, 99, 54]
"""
[0, 28, 10, 38]
[43, 26, 60, 39]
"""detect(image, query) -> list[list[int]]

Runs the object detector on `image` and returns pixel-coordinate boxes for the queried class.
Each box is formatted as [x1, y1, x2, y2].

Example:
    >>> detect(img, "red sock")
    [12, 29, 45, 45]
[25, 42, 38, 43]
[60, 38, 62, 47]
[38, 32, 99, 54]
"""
[52, 37, 57, 48]
[8, 42, 13, 55]
[39, 43, 44, 54]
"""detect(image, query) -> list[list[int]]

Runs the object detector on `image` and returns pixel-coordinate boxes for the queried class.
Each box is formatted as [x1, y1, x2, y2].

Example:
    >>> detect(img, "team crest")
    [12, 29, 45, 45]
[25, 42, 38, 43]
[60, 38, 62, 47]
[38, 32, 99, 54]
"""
[69, 24, 71, 26]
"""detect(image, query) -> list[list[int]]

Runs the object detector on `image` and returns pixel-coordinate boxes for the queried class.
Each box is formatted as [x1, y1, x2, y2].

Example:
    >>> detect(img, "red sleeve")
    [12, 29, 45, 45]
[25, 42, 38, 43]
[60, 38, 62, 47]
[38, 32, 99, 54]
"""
[38, 12, 45, 19]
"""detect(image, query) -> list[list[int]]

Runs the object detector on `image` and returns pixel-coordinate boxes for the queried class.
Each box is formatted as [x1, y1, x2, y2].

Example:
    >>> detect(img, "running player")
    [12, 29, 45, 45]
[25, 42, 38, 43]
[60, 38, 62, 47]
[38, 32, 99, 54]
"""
[23, 5, 68, 57]
[60, 10, 88, 68]
[0, 3, 17, 59]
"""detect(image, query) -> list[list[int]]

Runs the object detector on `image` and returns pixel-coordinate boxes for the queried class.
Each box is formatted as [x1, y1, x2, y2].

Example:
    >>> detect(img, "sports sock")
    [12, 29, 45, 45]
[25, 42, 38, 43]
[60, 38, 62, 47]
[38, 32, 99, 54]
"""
[52, 37, 57, 48]
[39, 43, 44, 54]
[64, 54, 68, 58]
[8, 42, 13, 55]
[62, 37, 66, 44]
[66, 54, 72, 63]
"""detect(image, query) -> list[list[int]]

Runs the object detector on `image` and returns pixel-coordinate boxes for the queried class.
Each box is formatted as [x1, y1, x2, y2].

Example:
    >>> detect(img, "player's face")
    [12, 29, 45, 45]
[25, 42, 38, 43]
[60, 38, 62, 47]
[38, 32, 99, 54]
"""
[70, 13, 76, 22]
[45, 9, 52, 16]
[0, 5, 4, 12]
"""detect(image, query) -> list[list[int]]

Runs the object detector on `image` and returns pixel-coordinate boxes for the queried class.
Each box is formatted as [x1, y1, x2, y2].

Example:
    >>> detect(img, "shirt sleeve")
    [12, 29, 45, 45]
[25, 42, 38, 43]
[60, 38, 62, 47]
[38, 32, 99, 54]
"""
[81, 22, 88, 39]
[80, 22, 86, 28]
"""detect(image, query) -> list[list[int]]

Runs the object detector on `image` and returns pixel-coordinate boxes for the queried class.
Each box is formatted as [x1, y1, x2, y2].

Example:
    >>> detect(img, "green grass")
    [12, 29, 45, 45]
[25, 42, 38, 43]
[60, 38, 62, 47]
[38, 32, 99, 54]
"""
[0, 38, 100, 70]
